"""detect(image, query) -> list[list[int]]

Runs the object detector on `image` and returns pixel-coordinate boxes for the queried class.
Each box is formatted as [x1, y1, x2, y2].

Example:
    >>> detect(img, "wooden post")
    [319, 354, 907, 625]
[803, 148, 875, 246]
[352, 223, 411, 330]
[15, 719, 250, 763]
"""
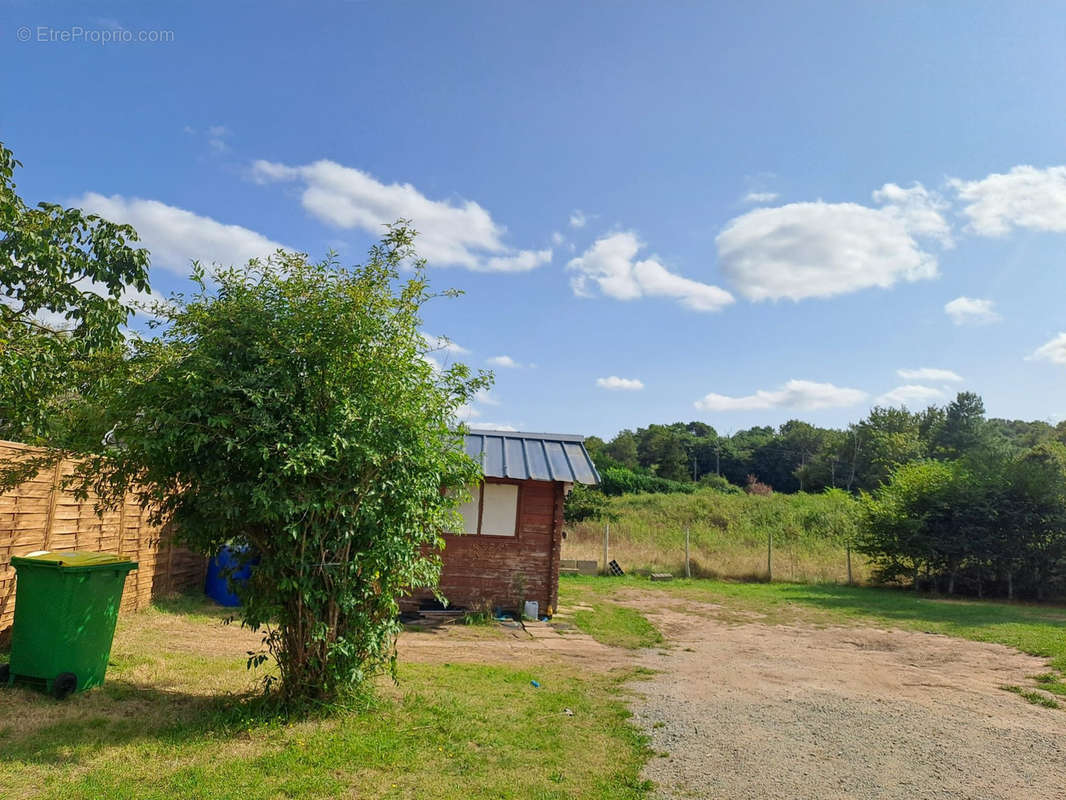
[846, 543, 853, 585]
[43, 460, 63, 550]
[767, 530, 773, 582]
[602, 523, 610, 575]
[684, 527, 691, 579]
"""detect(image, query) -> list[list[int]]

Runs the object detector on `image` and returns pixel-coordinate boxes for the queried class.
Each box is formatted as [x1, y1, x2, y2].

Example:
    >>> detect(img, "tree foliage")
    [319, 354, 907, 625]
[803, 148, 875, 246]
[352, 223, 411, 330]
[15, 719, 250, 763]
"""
[584, 391, 1061, 497]
[77, 226, 489, 705]
[0, 140, 150, 450]
[858, 445, 1066, 599]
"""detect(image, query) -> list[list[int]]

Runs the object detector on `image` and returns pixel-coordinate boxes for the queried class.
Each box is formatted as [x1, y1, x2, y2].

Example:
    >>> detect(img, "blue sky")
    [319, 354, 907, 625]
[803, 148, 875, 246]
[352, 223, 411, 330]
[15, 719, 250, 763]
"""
[3, 1, 1066, 438]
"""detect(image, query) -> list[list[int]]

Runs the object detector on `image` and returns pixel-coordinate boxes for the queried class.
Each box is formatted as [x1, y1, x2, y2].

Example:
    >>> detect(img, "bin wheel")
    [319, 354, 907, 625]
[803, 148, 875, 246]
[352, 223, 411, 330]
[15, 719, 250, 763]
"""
[0, 663, 9, 687]
[52, 672, 77, 700]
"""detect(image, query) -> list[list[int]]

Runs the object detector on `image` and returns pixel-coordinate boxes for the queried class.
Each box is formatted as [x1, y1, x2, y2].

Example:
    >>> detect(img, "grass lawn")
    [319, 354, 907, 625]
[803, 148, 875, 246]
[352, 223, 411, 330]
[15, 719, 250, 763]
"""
[0, 597, 652, 800]
[570, 603, 663, 650]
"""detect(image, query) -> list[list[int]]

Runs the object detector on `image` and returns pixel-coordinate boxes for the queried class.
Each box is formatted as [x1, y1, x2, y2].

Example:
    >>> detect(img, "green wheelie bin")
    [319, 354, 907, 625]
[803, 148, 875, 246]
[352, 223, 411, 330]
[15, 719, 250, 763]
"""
[1, 551, 138, 698]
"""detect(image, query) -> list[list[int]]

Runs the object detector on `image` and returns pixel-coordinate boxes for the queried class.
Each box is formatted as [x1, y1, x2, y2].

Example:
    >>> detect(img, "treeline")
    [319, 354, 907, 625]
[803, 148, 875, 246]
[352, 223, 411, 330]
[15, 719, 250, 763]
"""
[578, 392, 1066, 599]
[586, 392, 1066, 494]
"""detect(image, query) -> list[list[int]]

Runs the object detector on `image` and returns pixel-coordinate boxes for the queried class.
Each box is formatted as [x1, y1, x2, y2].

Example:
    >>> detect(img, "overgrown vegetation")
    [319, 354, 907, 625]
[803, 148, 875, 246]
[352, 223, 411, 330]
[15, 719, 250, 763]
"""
[71, 226, 489, 707]
[564, 488, 862, 583]
[859, 443, 1066, 599]
[574, 392, 1066, 599]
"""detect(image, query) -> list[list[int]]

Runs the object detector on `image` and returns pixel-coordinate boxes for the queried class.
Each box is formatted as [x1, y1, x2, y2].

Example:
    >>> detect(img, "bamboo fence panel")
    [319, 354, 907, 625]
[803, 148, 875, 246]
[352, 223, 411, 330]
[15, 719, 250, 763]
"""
[0, 440, 206, 633]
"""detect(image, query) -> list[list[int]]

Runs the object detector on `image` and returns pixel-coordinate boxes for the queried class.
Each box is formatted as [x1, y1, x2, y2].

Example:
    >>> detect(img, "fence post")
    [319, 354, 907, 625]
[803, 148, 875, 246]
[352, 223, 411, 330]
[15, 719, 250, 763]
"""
[767, 530, 773, 582]
[684, 527, 691, 579]
[42, 460, 63, 550]
[846, 542, 853, 585]
[601, 523, 610, 575]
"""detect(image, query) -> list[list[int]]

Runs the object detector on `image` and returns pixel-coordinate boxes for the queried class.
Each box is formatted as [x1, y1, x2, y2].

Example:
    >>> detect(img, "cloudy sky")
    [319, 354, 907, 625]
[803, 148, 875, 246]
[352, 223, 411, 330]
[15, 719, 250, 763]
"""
[4, 2, 1065, 436]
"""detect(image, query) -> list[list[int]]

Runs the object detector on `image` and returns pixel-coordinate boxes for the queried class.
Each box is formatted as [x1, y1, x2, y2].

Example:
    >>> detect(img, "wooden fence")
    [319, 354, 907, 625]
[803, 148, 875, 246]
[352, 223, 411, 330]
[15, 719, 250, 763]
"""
[0, 440, 205, 633]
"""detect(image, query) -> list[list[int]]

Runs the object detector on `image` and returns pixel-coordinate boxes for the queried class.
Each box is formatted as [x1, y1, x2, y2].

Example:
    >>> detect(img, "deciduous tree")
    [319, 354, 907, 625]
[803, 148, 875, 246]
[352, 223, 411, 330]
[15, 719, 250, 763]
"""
[80, 225, 488, 705]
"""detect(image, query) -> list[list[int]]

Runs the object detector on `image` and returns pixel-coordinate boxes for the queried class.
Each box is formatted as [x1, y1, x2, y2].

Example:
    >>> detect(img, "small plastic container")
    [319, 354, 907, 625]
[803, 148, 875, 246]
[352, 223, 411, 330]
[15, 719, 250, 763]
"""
[523, 600, 539, 620]
[3, 550, 137, 697]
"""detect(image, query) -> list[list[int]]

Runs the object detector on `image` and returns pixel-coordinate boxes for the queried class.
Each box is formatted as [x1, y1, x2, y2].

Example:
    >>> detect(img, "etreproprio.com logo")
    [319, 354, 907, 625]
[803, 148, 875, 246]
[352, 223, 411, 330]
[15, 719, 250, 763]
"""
[16, 25, 175, 44]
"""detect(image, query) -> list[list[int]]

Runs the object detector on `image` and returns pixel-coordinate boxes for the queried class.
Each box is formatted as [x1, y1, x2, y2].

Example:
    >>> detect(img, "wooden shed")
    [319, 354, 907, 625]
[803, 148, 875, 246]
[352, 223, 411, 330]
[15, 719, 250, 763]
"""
[406, 429, 600, 617]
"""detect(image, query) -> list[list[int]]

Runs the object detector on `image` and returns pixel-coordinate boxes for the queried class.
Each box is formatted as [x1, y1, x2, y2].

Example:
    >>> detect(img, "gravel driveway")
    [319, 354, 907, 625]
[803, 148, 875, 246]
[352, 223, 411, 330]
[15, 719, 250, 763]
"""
[624, 594, 1066, 800]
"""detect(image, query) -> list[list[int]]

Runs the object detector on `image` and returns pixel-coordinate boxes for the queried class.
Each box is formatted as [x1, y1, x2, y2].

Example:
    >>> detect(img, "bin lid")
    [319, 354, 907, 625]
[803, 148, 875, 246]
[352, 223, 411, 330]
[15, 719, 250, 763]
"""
[10, 550, 138, 571]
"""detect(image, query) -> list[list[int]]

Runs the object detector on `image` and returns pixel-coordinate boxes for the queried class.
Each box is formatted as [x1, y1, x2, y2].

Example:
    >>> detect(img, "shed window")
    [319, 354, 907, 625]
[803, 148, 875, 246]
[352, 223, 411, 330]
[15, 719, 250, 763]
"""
[480, 483, 519, 536]
[455, 489, 480, 535]
[451, 482, 519, 537]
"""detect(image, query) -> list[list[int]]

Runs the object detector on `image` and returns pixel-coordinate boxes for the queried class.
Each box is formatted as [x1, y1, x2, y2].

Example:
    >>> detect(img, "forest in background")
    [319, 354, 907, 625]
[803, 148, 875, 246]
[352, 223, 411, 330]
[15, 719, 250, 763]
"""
[567, 392, 1066, 600]
[583, 391, 1065, 495]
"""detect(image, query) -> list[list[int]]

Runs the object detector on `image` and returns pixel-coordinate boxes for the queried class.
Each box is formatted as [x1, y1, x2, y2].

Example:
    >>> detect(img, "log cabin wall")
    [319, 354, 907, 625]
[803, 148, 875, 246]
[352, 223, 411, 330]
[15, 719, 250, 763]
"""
[406, 478, 566, 615]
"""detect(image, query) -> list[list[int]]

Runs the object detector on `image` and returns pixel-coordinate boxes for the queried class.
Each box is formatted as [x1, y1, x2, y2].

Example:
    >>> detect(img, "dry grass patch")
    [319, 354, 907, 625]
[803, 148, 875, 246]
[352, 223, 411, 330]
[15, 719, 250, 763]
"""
[0, 594, 652, 800]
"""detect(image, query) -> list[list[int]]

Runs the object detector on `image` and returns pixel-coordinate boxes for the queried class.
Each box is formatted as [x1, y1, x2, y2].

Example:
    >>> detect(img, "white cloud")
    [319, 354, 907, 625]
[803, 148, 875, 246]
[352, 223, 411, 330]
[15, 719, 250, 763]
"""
[950, 166, 1066, 236]
[551, 231, 565, 245]
[206, 125, 230, 153]
[482, 249, 552, 272]
[487, 355, 522, 368]
[944, 296, 1001, 325]
[741, 191, 779, 204]
[872, 182, 954, 247]
[569, 210, 587, 228]
[896, 367, 964, 382]
[568, 231, 734, 312]
[422, 332, 469, 355]
[453, 389, 501, 423]
[716, 183, 949, 301]
[874, 384, 946, 408]
[454, 403, 481, 421]
[596, 376, 644, 391]
[250, 159, 550, 273]
[468, 422, 519, 432]
[1028, 332, 1066, 365]
[76, 193, 287, 275]
[3, 280, 170, 329]
[694, 379, 868, 412]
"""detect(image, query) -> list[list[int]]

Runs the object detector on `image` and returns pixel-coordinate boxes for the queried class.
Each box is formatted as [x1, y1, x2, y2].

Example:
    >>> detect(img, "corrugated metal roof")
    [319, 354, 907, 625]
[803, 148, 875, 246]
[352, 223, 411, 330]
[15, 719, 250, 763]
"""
[464, 429, 601, 485]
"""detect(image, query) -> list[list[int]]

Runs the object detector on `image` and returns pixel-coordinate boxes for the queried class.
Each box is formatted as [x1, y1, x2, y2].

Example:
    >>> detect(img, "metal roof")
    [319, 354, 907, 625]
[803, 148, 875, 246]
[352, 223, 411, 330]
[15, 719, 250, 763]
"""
[464, 429, 601, 485]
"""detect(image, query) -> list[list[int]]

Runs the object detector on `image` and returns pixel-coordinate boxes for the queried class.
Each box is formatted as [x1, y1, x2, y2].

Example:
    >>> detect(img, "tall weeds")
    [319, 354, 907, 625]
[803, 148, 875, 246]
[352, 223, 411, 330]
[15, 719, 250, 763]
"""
[563, 488, 867, 584]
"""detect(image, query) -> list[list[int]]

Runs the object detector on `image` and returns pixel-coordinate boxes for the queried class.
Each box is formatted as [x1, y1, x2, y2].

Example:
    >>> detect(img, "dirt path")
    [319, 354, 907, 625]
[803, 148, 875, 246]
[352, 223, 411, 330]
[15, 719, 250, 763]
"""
[397, 616, 622, 671]
[623, 592, 1066, 800]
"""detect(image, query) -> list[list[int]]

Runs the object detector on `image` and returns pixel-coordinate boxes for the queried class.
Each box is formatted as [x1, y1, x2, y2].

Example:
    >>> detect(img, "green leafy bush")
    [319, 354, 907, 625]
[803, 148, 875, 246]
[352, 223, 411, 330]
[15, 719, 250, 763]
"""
[563, 482, 613, 523]
[600, 466, 697, 496]
[697, 473, 742, 493]
[858, 446, 1066, 598]
[79, 225, 489, 705]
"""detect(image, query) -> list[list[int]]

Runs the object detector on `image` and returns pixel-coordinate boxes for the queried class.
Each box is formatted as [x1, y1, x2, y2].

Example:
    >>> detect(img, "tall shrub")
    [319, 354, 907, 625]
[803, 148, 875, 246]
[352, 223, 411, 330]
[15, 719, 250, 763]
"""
[81, 225, 488, 705]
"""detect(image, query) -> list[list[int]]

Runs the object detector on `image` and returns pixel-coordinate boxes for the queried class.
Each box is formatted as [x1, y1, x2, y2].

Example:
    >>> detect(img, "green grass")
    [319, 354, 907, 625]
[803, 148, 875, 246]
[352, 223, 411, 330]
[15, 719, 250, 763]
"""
[1002, 684, 1061, 709]
[571, 602, 663, 649]
[0, 597, 653, 800]
[1031, 672, 1066, 696]
[560, 574, 1066, 671]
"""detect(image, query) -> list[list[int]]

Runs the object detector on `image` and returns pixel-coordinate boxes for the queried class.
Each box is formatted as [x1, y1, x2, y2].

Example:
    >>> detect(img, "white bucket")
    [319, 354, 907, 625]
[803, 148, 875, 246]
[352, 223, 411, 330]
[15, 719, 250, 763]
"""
[523, 600, 539, 620]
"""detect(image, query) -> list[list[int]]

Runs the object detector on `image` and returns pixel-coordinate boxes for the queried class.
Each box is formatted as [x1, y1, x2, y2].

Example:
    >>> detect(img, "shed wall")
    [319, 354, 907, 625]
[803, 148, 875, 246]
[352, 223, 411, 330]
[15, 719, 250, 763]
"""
[406, 479, 565, 614]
